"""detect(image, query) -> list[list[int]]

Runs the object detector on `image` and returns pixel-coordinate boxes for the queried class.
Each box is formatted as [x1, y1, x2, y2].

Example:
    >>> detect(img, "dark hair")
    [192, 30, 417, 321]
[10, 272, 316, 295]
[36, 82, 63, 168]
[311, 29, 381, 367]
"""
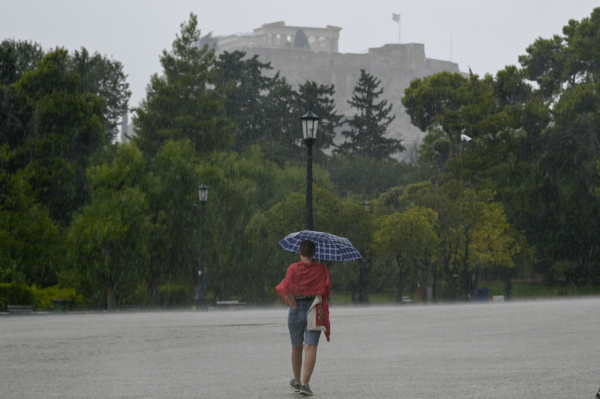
[299, 240, 316, 257]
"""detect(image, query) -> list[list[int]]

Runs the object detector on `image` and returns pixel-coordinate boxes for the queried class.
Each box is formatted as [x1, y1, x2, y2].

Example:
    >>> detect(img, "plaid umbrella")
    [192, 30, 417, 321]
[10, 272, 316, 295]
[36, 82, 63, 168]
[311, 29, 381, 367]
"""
[278, 230, 362, 261]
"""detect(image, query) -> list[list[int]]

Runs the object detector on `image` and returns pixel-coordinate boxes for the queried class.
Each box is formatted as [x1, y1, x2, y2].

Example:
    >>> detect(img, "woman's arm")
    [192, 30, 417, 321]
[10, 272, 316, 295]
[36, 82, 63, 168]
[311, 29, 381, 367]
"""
[286, 293, 298, 309]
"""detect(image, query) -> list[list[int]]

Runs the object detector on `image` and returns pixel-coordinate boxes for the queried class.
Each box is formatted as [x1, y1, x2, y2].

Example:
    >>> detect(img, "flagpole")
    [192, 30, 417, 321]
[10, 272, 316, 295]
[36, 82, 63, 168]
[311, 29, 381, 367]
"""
[392, 13, 401, 44]
[450, 29, 453, 61]
[399, 14, 401, 44]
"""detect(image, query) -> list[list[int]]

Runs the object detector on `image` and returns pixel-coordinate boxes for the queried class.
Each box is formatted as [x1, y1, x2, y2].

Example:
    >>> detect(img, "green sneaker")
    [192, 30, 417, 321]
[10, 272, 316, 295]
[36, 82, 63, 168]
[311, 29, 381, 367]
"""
[300, 384, 313, 396]
[290, 379, 300, 392]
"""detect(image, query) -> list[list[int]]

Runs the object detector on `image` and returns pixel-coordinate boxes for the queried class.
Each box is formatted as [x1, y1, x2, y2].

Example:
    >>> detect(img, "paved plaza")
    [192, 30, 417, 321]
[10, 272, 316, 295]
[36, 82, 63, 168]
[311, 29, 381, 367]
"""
[1, 298, 599, 398]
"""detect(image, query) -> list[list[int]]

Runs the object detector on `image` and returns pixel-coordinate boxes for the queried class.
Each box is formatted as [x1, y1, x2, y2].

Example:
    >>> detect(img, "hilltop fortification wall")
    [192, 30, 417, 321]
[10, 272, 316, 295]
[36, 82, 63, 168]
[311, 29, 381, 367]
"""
[216, 23, 463, 153]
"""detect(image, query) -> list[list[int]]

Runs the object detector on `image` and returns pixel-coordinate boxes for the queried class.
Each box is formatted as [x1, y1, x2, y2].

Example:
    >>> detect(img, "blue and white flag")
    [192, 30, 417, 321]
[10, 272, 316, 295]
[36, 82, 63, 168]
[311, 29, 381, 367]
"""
[392, 13, 401, 22]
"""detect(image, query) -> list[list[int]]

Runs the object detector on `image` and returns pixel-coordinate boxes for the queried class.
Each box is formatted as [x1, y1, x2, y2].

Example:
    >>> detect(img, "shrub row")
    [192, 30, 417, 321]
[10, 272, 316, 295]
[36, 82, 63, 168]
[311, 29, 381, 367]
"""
[0, 284, 83, 311]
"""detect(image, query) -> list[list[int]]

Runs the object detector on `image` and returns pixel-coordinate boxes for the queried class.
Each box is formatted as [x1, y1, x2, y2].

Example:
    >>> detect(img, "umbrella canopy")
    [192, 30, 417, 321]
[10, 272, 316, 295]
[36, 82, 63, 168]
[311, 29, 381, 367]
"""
[279, 230, 362, 261]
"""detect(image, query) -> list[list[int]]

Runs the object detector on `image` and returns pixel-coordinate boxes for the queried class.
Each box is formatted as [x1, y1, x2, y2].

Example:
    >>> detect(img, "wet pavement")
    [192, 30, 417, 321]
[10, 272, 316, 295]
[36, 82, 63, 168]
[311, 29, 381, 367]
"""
[1, 298, 599, 398]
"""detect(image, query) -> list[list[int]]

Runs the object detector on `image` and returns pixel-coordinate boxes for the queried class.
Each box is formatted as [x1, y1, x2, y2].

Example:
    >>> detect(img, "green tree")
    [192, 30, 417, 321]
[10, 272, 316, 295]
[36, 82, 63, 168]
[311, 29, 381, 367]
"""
[0, 40, 129, 141]
[336, 69, 404, 158]
[66, 143, 153, 310]
[0, 84, 35, 149]
[241, 77, 344, 166]
[215, 50, 277, 152]
[325, 154, 413, 199]
[70, 47, 131, 141]
[133, 138, 337, 304]
[0, 39, 44, 85]
[198, 149, 337, 303]
[143, 139, 200, 302]
[215, 49, 342, 164]
[0, 146, 61, 287]
[245, 186, 373, 302]
[469, 202, 518, 295]
[374, 179, 528, 301]
[403, 72, 466, 155]
[0, 45, 18, 86]
[134, 13, 235, 156]
[13, 49, 107, 224]
[370, 206, 438, 302]
[510, 8, 600, 284]
[256, 76, 298, 164]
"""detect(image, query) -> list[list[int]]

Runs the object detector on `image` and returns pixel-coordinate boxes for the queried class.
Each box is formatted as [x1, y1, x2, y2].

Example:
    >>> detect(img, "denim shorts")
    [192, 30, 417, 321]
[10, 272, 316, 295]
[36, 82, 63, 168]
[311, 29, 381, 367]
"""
[288, 299, 321, 346]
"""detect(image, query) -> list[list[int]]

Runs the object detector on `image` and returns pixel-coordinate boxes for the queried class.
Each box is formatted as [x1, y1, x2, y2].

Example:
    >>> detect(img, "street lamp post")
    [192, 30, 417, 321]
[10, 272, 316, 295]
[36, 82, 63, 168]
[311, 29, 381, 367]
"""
[460, 133, 472, 301]
[301, 110, 319, 231]
[194, 184, 209, 309]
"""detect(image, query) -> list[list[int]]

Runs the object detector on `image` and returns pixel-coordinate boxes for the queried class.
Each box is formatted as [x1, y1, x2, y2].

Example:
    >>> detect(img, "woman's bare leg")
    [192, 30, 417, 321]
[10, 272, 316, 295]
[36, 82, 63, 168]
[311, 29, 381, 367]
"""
[302, 344, 318, 385]
[292, 345, 303, 383]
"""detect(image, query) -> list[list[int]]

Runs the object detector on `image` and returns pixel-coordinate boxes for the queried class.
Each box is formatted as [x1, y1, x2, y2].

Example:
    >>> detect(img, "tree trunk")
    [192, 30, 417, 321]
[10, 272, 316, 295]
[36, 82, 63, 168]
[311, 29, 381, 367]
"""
[146, 273, 161, 306]
[471, 266, 482, 299]
[357, 259, 369, 303]
[257, 278, 267, 304]
[441, 250, 454, 301]
[447, 244, 460, 301]
[106, 280, 116, 311]
[447, 272, 457, 301]
[395, 253, 407, 304]
[218, 280, 228, 303]
[462, 231, 471, 301]
[419, 257, 431, 304]
[504, 268, 512, 300]
[432, 266, 438, 303]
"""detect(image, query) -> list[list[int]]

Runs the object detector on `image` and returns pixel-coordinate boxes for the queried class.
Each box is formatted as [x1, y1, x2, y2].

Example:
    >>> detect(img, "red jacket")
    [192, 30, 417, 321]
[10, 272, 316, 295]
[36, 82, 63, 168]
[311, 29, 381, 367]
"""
[275, 261, 331, 341]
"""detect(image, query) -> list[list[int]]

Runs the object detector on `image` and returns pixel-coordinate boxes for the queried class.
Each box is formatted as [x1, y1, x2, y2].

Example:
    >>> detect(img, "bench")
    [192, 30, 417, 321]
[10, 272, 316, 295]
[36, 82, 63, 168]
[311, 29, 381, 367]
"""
[215, 299, 247, 307]
[7, 305, 33, 314]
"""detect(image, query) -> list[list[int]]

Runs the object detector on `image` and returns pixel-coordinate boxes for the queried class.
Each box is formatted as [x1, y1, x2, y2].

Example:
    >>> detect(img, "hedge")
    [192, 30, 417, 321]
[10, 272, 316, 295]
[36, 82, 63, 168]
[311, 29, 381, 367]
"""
[0, 284, 83, 311]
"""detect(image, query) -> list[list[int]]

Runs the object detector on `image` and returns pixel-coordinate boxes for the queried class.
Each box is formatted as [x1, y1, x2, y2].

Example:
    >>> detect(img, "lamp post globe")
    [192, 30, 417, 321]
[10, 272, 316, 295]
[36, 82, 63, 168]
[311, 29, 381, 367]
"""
[301, 110, 320, 142]
[301, 110, 319, 231]
[198, 184, 209, 203]
[194, 184, 209, 309]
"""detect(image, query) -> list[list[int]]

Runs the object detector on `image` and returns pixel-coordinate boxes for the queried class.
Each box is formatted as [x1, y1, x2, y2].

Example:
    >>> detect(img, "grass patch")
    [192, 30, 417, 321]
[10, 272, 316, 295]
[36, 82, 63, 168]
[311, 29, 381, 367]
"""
[369, 292, 397, 302]
[329, 292, 411, 303]
[331, 283, 600, 305]
[329, 293, 351, 303]
[482, 281, 600, 298]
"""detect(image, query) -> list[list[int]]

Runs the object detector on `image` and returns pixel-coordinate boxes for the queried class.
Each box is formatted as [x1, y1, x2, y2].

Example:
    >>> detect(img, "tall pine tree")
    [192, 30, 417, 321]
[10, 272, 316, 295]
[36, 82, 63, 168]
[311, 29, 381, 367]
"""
[336, 69, 404, 158]
[134, 13, 235, 156]
[215, 50, 277, 152]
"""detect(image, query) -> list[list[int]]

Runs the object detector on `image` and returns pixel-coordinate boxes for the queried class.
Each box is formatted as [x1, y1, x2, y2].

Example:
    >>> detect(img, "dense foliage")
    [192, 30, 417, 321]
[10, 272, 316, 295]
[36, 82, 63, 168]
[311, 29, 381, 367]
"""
[3, 9, 600, 308]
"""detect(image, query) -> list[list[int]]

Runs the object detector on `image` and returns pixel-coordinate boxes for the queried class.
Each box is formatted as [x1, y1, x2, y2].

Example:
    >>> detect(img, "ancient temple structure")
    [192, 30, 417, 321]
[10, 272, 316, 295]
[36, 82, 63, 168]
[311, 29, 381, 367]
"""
[216, 21, 341, 53]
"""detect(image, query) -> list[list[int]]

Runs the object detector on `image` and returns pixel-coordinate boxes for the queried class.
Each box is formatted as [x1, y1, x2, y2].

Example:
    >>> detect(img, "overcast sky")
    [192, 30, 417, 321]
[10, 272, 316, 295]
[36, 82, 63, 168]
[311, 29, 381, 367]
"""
[2, 1, 599, 110]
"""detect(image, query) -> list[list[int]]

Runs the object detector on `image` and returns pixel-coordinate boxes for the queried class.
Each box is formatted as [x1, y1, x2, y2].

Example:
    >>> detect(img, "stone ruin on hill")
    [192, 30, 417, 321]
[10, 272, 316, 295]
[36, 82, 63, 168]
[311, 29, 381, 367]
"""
[212, 21, 464, 157]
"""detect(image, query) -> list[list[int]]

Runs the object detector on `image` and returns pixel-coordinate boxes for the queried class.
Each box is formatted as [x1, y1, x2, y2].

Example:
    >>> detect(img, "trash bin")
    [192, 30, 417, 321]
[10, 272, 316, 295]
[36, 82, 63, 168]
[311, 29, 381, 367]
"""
[51, 299, 71, 313]
[475, 288, 489, 302]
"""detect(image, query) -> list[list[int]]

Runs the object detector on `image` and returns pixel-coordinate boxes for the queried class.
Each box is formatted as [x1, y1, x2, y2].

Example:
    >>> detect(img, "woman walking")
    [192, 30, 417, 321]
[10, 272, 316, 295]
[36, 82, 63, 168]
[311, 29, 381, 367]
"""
[275, 240, 331, 396]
